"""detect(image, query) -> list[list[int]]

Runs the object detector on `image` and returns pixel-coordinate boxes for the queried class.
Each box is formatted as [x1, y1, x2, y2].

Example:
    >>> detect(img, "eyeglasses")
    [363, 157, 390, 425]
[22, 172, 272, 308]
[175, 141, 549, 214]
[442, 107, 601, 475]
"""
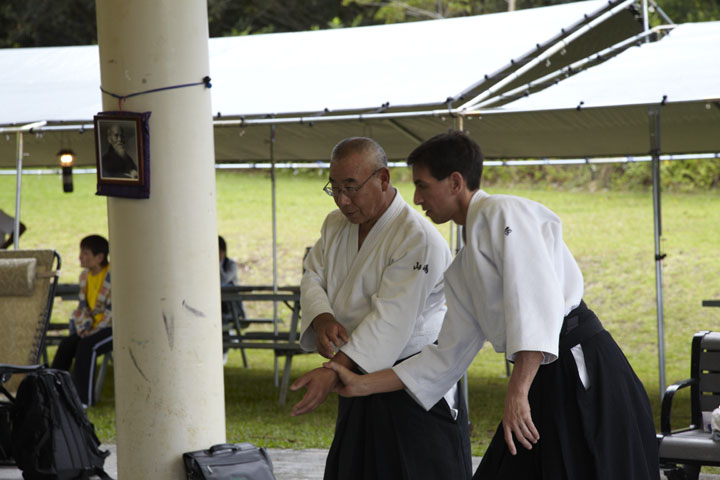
[323, 168, 381, 198]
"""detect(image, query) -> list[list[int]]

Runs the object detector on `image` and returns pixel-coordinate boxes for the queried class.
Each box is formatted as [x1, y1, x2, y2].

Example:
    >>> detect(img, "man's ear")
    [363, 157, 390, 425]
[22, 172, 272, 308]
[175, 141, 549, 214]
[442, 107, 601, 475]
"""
[379, 167, 391, 190]
[449, 171, 465, 193]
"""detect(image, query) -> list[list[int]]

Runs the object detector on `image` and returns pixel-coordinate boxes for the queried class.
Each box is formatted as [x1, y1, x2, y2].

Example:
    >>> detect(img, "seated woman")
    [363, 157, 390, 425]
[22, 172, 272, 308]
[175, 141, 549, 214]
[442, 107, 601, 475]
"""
[219, 236, 244, 363]
[219, 235, 238, 287]
[52, 235, 112, 407]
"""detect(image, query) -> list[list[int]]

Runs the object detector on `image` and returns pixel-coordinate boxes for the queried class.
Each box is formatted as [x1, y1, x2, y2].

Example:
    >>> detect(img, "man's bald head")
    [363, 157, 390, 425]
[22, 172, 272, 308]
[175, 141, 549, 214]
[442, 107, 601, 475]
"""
[331, 137, 387, 169]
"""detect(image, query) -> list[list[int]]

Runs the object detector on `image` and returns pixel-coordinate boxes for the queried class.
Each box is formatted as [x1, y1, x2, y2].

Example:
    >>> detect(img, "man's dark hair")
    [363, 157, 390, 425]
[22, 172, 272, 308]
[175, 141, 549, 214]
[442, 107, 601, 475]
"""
[407, 131, 483, 190]
[218, 235, 231, 271]
[80, 234, 109, 266]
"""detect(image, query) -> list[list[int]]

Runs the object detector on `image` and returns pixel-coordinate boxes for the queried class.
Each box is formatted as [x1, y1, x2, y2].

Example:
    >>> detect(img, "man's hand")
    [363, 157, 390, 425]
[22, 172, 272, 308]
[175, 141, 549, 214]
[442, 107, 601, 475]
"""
[324, 362, 404, 398]
[322, 362, 366, 397]
[311, 313, 349, 359]
[502, 351, 542, 455]
[289, 367, 339, 417]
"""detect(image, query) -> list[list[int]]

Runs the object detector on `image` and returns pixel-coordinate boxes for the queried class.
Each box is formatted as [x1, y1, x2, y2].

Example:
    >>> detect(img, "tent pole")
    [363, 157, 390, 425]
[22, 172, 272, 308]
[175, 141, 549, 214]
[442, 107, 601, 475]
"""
[448, 222, 454, 250]
[270, 124, 280, 387]
[455, 114, 466, 258]
[270, 124, 279, 332]
[455, 115, 471, 415]
[13, 131, 23, 250]
[642, 0, 650, 41]
[649, 105, 665, 399]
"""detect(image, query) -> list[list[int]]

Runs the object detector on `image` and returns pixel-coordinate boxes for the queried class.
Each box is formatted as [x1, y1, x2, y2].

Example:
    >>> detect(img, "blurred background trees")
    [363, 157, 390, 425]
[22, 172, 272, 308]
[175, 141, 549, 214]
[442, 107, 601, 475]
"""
[1, 0, 718, 48]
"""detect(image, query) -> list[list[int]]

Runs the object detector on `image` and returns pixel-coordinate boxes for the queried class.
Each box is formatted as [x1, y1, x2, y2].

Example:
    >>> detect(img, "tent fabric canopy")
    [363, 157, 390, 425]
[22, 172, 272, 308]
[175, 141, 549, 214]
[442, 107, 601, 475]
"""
[0, 0, 643, 167]
[471, 21, 720, 158]
[496, 22, 720, 111]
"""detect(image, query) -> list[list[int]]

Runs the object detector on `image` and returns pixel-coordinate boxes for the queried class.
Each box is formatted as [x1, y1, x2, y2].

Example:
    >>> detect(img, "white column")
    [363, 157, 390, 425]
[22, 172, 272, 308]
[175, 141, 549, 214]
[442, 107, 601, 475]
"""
[95, 1, 225, 478]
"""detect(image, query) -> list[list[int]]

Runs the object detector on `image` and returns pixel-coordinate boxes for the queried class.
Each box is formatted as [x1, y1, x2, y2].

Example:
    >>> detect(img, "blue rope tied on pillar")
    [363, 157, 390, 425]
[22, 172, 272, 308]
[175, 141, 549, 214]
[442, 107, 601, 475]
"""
[100, 76, 212, 111]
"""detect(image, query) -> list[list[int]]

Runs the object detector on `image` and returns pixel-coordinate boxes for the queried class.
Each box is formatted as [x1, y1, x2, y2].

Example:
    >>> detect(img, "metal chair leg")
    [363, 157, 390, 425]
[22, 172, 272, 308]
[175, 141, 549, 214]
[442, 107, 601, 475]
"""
[93, 352, 112, 404]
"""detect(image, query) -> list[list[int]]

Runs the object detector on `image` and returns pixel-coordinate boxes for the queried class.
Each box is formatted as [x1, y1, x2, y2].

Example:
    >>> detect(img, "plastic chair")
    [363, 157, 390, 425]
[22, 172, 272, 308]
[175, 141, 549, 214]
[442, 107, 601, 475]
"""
[657, 330, 720, 480]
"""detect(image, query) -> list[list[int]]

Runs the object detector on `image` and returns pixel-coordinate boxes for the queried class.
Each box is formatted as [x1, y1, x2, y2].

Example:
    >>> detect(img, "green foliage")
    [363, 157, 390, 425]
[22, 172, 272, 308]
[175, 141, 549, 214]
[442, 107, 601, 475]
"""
[481, 158, 720, 192]
[662, 157, 720, 190]
[0, 0, 97, 48]
[207, 0, 373, 37]
[343, 0, 474, 22]
[342, 0, 612, 23]
[341, 0, 720, 24]
[3, 1, 718, 49]
[654, 0, 720, 23]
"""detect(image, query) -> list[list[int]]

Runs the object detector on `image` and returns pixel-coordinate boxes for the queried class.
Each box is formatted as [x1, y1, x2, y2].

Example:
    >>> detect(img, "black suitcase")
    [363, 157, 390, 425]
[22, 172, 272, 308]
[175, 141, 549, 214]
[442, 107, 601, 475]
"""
[183, 443, 275, 480]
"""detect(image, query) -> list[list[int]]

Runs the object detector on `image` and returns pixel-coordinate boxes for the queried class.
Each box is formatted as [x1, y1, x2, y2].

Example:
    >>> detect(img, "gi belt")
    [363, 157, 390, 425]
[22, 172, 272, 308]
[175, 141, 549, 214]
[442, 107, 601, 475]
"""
[559, 300, 605, 351]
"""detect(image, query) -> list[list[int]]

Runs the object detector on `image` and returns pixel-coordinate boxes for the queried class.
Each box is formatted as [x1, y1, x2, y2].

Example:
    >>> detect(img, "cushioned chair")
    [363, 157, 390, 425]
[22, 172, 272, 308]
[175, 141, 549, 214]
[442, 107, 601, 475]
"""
[657, 331, 720, 480]
[0, 250, 60, 392]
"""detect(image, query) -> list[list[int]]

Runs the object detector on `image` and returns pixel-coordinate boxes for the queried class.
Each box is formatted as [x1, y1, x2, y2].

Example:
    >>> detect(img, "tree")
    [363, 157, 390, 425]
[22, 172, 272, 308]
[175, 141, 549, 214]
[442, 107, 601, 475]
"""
[342, 0, 720, 23]
[207, 0, 374, 36]
[654, 0, 720, 23]
[0, 0, 97, 48]
[0, 0, 379, 47]
[0, 0, 717, 48]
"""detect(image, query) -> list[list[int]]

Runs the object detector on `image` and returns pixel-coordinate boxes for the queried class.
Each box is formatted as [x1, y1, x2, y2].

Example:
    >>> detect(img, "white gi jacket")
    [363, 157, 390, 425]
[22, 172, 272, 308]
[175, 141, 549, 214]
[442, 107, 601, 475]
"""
[394, 190, 584, 410]
[299, 190, 452, 375]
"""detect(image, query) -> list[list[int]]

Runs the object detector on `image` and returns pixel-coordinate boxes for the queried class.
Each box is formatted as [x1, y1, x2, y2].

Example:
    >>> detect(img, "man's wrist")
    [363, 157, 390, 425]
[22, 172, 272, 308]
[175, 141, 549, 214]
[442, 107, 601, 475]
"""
[319, 365, 340, 388]
[311, 312, 334, 332]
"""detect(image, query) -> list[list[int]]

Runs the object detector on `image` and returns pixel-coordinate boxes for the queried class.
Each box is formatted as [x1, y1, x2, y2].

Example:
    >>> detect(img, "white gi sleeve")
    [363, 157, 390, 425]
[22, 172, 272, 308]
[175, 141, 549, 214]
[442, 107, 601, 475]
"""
[298, 221, 334, 352]
[393, 263, 486, 411]
[340, 226, 450, 373]
[485, 198, 566, 364]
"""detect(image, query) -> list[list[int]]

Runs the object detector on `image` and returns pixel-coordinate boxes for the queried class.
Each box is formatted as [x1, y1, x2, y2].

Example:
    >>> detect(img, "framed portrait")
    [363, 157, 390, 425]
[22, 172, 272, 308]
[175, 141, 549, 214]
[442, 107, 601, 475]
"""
[94, 111, 151, 199]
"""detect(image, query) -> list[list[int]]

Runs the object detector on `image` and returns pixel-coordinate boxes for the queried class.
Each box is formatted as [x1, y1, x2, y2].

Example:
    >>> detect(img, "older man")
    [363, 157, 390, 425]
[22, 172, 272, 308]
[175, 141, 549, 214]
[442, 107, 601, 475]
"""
[290, 137, 471, 480]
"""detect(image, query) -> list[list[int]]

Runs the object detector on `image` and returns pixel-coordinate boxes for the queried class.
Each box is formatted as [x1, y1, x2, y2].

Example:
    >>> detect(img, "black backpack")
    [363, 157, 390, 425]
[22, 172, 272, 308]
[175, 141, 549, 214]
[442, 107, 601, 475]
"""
[11, 368, 112, 480]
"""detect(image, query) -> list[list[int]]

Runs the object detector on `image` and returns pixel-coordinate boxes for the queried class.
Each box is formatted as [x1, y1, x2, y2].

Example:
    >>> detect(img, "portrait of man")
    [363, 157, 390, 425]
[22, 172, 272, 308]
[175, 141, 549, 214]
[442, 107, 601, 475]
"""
[100, 123, 139, 180]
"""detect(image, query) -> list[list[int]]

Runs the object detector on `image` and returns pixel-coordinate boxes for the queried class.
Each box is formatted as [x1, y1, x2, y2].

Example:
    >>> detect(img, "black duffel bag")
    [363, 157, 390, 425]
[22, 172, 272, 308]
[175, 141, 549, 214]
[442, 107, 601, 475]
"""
[183, 443, 275, 480]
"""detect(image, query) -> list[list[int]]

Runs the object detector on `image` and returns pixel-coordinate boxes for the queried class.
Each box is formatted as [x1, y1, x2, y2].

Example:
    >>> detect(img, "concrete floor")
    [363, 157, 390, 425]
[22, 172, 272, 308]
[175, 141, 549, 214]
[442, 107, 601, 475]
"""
[0, 445, 475, 480]
[0, 445, 717, 479]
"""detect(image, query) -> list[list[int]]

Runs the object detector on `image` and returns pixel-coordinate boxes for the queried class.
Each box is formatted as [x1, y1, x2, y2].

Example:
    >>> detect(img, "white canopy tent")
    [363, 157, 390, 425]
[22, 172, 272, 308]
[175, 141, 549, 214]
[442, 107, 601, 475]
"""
[0, 0, 643, 166]
[468, 21, 720, 157]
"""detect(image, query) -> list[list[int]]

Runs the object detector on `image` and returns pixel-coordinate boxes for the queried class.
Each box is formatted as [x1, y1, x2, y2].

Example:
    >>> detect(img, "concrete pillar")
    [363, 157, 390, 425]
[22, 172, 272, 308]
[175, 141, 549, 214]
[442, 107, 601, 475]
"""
[95, 1, 225, 478]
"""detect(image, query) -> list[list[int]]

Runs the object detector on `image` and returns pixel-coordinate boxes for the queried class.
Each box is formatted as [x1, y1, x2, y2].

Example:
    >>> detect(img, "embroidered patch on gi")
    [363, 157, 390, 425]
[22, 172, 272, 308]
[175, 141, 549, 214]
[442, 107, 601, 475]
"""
[413, 262, 429, 274]
[504, 226, 512, 236]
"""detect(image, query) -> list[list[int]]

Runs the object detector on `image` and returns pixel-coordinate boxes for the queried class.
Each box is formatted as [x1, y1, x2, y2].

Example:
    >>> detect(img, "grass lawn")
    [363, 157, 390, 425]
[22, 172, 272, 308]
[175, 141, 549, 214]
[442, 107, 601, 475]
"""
[2, 168, 719, 457]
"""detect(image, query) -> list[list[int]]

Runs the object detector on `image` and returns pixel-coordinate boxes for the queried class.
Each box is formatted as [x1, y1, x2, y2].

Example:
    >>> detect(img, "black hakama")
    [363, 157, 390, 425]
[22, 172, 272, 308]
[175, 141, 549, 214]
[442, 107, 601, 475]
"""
[474, 301, 660, 480]
[324, 381, 472, 480]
